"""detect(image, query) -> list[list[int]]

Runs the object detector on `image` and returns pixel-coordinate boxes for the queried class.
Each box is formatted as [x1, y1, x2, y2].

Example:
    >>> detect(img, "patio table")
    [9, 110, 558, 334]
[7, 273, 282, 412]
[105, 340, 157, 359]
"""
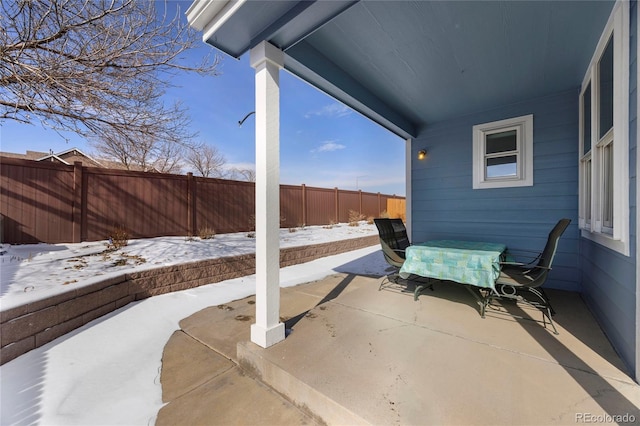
[399, 240, 507, 290]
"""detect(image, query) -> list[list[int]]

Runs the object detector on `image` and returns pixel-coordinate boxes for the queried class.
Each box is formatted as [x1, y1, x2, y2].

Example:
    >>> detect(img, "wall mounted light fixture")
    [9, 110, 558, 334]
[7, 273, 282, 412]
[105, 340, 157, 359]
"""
[417, 149, 427, 160]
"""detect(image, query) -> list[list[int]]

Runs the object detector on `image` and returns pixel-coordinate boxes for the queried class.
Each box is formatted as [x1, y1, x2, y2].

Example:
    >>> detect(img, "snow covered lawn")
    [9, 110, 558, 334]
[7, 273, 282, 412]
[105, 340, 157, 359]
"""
[0, 222, 388, 425]
[0, 222, 378, 311]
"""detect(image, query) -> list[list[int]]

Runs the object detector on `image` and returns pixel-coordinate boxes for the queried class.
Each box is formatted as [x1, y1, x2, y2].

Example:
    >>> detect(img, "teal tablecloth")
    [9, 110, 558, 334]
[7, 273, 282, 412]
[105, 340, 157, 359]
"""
[399, 240, 506, 289]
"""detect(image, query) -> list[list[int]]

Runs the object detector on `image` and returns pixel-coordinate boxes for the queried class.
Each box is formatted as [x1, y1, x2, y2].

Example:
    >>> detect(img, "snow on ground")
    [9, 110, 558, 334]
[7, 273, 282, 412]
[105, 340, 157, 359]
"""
[0, 222, 378, 311]
[0, 222, 389, 426]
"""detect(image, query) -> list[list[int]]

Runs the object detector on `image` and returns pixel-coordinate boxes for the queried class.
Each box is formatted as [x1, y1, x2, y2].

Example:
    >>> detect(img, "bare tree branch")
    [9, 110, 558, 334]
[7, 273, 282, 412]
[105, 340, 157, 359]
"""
[185, 143, 227, 178]
[227, 167, 256, 182]
[0, 0, 220, 166]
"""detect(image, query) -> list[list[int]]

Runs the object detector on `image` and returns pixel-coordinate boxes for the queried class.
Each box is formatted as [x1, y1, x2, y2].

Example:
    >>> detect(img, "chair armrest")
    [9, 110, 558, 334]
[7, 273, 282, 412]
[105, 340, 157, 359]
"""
[499, 260, 528, 267]
[499, 263, 552, 276]
[506, 248, 542, 254]
[502, 248, 542, 266]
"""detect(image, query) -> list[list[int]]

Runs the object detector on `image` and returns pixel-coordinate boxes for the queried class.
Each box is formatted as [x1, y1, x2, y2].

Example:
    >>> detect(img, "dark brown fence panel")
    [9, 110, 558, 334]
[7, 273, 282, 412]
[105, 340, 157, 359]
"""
[84, 168, 189, 241]
[0, 158, 74, 244]
[280, 185, 303, 228]
[1, 157, 405, 244]
[378, 194, 388, 217]
[361, 192, 381, 218]
[337, 190, 360, 223]
[195, 177, 255, 234]
[305, 187, 337, 226]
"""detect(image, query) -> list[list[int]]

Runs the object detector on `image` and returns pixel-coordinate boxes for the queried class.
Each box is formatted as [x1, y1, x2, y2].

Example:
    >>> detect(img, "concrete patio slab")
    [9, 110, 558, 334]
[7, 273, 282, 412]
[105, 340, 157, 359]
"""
[176, 275, 353, 362]
[160, 330, 235, 402]
[160, 273, 640, 425]
[159, 276, 361, 425]
[157, 366, 317, 426]
[355, 279, 631, 382]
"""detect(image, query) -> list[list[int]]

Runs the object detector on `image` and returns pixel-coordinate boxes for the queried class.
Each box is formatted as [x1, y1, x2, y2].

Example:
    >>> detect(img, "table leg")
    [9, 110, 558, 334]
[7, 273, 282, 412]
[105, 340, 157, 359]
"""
[464, 286, 492, 318]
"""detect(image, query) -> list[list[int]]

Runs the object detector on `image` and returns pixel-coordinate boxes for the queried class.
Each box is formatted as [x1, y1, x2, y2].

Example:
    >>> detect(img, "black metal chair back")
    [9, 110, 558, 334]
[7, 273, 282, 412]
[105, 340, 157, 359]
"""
[374, 218, 410, 268]
[537, 218, 571, 270]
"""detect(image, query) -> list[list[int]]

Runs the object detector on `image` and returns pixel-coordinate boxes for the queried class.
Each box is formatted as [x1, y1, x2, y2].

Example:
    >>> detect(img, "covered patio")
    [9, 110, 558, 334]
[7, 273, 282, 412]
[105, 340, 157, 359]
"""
[186, 0, 639, 393]
[158, 272, 640, 424]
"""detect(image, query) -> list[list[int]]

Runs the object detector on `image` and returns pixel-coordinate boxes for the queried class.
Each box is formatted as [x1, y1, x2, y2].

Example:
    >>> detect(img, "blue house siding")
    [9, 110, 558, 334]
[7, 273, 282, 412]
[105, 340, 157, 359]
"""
[411, 89, 580, 291]
[581, 0, 638, 381]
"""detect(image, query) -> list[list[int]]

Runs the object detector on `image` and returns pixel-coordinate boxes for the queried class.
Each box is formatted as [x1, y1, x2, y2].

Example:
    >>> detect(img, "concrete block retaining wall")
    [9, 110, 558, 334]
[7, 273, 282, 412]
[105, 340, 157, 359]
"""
[0, 235, 378, 365]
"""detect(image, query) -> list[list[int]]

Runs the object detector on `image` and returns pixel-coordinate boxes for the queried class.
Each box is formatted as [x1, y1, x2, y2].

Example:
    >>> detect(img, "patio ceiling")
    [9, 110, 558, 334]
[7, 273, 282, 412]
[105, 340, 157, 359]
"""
[188, 0, 614, 138]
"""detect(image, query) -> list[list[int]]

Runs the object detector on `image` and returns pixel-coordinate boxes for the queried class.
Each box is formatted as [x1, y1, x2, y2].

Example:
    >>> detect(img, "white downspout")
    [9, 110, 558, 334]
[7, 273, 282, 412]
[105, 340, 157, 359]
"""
[249, 41, 285, 348]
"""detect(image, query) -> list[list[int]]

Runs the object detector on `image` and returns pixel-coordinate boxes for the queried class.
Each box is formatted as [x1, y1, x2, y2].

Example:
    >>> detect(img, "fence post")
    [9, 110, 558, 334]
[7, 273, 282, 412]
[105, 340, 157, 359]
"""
[359, 190, 362, 215]
[72, 162, 83, 243]
[187, 173, 195, 236]
[334, 187, 339, 224]
[378, 192, 381, 216]
[301, 184, 307, 226]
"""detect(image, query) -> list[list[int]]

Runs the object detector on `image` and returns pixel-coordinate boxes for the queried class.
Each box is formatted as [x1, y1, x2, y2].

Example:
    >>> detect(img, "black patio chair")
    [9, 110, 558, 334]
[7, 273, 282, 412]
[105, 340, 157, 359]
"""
[487, 218, 571, 334]
[374, 218, 410, 269]
[373, 218, 432, 297]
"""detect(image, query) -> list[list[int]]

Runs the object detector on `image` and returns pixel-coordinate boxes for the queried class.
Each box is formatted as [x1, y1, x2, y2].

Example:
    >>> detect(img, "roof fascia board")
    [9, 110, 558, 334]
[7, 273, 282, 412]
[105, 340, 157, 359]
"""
[285, 41, 416, 139]
[55, 147, 102, 164]
[36, 154, 70, 165]
[186, 0, 248, 49]
[187, 0, 232, 31]
[189, 1, 358, 59]
[201, 1, 247, 48]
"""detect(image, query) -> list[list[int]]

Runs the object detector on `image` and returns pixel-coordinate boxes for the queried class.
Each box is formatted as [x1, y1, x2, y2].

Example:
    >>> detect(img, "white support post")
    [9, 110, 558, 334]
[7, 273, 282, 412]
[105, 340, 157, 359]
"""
[635, 1, 640, 385]
[249, 41, 285, 348]
[405, 138, 412, 239]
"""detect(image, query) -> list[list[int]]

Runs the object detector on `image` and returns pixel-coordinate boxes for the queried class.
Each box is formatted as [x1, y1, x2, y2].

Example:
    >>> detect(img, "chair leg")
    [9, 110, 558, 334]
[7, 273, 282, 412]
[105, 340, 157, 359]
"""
[544, 306, 559, 335]
[539, 288, 556, 316]
[494, 285, 559, 334]
[380, 273, 435, 300]
[527, 287, 559, 335]
[379, 272, 400, 291]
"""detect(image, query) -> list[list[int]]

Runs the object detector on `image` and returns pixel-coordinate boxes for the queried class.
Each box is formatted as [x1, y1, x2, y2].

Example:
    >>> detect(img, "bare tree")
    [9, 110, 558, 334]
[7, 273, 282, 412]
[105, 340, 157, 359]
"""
[186, 143, 227, 178]
[89, 122, 189, 173]
[0, 0, 219, 152]
[227, 167, 256, 182]
[150, 139, 185, 174]
[92, 131, 141, 171]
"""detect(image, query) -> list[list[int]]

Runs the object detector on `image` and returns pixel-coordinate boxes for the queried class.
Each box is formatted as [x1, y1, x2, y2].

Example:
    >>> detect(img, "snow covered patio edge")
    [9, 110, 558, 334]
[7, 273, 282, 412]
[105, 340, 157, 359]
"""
[0, 235, 378, 365]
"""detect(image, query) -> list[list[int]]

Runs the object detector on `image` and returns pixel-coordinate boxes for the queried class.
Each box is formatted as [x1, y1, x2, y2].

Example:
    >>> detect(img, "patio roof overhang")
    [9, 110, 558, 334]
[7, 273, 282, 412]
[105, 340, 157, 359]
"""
[187, 0, 615, 140]
[185, 0, 622, 353]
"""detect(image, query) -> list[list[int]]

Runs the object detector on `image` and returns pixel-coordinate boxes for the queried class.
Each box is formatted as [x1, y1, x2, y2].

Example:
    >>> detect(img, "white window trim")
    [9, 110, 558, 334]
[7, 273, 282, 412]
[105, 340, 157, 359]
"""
[472, 114, 533, 189]
[578, 0, 629, 256]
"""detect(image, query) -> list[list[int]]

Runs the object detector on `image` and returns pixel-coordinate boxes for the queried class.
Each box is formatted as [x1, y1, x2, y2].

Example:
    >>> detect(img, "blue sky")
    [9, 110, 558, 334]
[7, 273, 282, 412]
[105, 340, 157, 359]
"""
[0, 4, 406, 196]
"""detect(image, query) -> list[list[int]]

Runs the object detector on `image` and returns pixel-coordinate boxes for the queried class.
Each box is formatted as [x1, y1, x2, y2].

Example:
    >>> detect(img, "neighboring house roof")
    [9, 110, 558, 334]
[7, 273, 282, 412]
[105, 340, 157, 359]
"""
[35, 147, 104, 168]
[25, 150, 48, 160]
[97, 158, 160, 173]
[0, 148, 157, 172]
[0, 147, 102, 166]
[0, 150, 48, 160]
[35, 154, 71, 165]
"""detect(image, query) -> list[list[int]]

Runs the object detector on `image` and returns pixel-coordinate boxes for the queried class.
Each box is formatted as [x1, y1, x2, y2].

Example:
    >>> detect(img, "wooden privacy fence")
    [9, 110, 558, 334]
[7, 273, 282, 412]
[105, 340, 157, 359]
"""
[0, 157, 405, 244]
[387, 198, 406, 222]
